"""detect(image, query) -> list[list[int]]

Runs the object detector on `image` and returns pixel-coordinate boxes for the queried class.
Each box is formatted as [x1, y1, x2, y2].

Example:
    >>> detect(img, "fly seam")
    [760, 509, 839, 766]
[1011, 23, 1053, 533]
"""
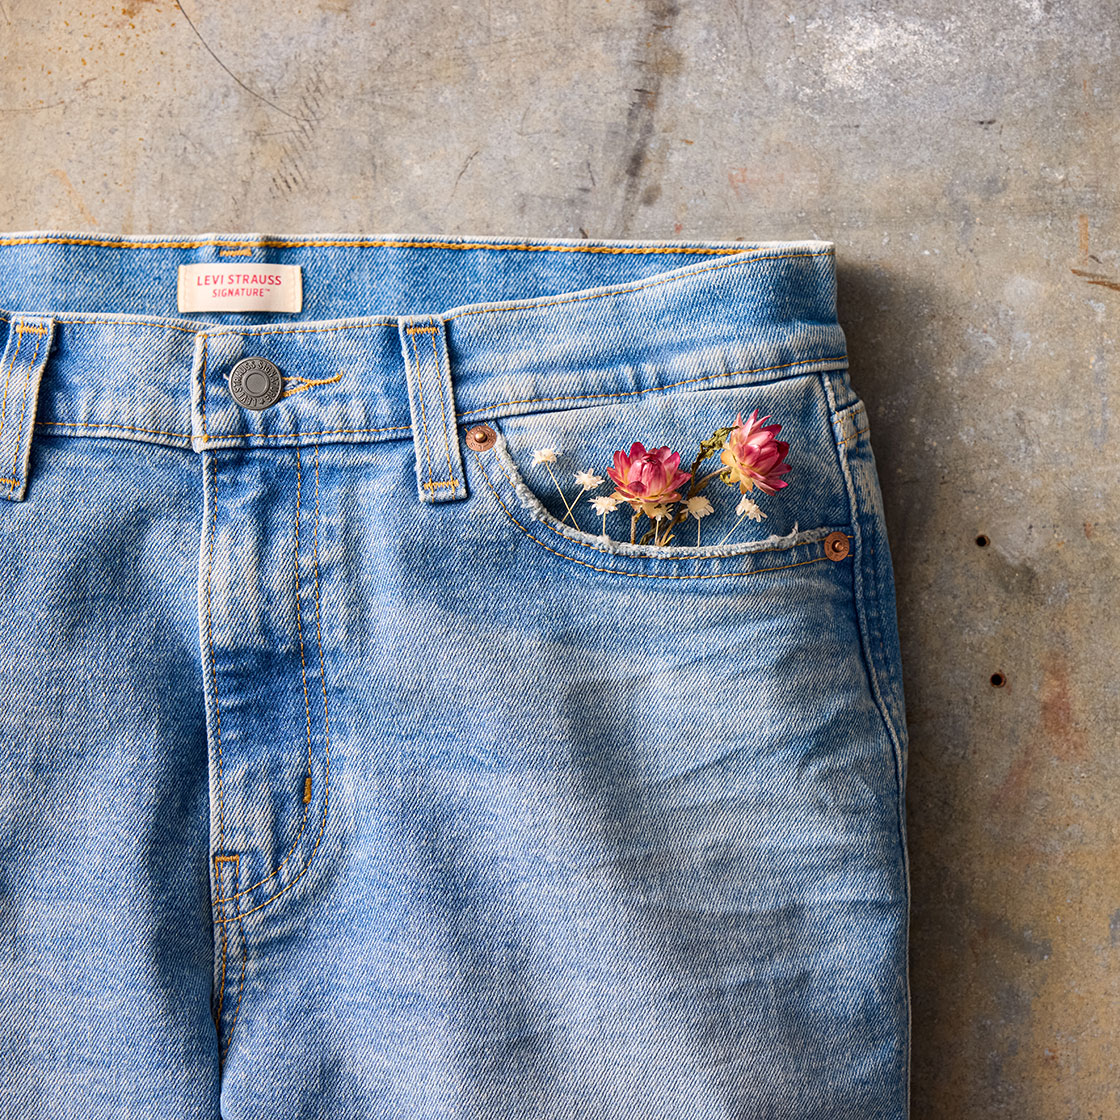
[205, 455, 225, 847]
[217, 856, 246, 1069]
[214, 450, 315, 905]
[212, 444, 331, 920]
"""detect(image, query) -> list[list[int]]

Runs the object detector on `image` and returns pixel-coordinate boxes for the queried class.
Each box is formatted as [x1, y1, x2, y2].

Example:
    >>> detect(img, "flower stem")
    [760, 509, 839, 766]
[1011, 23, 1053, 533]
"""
[714, 512, 747, 547]
[544, 463, 580, 528]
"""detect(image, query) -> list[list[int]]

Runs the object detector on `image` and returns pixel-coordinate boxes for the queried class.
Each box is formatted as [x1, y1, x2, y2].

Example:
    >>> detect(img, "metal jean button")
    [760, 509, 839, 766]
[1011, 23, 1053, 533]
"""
[229, 357, 283, 410]
[824, 531, 851, 561]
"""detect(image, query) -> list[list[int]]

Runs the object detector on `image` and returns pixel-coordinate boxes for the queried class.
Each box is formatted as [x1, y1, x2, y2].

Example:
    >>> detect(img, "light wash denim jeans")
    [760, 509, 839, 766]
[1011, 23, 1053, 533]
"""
[0, 231, 909, 1119]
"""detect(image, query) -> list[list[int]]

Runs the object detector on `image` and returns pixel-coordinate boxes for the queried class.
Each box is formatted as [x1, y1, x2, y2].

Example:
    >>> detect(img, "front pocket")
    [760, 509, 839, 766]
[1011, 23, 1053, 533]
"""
[462, 374, 856, 578]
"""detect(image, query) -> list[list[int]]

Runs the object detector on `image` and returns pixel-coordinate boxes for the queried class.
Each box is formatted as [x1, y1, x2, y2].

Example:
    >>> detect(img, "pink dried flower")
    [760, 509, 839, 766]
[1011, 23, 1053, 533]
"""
[720, 409, 791, 495]
[606, 442, 692, 519]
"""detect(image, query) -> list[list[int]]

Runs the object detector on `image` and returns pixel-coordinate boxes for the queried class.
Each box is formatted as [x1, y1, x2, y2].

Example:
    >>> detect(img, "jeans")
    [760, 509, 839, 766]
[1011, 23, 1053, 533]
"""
[0, 231, 910, 1119]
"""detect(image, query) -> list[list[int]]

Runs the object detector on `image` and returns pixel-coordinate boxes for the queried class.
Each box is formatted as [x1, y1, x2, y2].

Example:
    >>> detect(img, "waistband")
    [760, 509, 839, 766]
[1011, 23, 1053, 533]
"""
[0, 230, 847, 504]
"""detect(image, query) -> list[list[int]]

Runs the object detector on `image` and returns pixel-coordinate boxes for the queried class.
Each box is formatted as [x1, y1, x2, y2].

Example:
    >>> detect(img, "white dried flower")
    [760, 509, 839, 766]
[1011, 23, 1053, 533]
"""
[532, 447, 557, 465]
[736, 495, 766, 522]
[590, 494, 620, 515]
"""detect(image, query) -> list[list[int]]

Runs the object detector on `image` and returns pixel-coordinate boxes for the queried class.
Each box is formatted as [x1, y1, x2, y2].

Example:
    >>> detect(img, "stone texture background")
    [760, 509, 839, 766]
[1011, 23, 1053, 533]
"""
[1, 2, 1117, 1115]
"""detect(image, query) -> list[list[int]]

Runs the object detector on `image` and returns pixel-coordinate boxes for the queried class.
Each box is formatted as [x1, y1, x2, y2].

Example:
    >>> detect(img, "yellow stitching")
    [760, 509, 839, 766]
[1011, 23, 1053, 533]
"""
[422, 479, 458, 489]
[216, 451, 315, 904]
[0, 235, 751, 255]
[196, 357, 848, 443]
[0, 249, 830, 338]
[8, 329, 44, 488]
[32, 358, 847, 447]
[200, 335, 209, 438]
[218, 247, 252, 256]
[454, 252, 827, 322]
[0, 477, 16, 484]
[278, 383, 312, 399]
[840, 426, 869, 446]
[472, 448, 831, 579]
[14, 324, 48, 335]
[456, 356, 847, 416]
[213, 445, 331, 919]
[487, 444, 844, 562]
[408, 326, 436, 491]
[404, 325, 439, 333]
[292, 372, 344, 386]
[218, 857, 245, 1069]
[0, 324, 24, 450]
[278, 370, 344, 400]
[206, 456, 225, 847]
[213, 853, 238, 1029]
[429, 316, 458, 486]
[34, 421, 193, 438]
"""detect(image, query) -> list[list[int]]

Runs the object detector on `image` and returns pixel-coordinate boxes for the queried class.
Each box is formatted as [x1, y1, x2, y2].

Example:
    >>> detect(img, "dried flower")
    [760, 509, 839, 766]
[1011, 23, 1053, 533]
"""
[532, 447, 558, 466]
[605, 442, 692, 519]
[590, 494, 620, 515]
[720, 410, 791, 495]
[686, 496, 714, 519]
[574, 470, 604, 491]
[736, 495, 766, 522]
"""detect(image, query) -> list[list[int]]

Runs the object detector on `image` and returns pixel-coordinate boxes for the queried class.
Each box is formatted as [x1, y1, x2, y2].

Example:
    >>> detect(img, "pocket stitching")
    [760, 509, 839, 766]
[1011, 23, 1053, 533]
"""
[471, 444, 845, 579]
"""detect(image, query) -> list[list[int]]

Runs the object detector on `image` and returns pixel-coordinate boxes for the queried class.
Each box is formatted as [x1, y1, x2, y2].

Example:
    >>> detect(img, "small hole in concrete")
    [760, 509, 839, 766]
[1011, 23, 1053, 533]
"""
[976, 534, 990, 547]
[990, 672, 1006, 687]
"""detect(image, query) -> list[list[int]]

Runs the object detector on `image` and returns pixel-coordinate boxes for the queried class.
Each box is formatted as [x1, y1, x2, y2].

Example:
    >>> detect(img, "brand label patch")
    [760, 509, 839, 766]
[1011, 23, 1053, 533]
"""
[177, 263, 303, 313]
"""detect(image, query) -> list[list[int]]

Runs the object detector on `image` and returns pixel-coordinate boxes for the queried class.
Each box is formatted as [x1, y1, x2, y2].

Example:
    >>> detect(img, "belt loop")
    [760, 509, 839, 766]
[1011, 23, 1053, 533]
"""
[0, 314, 55, 503]
[398, 314, 468, 504]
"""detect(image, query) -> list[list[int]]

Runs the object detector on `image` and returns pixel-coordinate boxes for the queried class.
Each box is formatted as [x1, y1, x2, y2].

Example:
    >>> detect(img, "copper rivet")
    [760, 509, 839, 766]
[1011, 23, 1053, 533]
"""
[465, 424, 496, 451]
[824, 531, 850, 561]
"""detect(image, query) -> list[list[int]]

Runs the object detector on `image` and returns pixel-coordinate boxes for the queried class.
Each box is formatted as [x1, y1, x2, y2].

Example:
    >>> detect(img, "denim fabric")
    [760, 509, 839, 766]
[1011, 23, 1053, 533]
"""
[0, 232, 909, 1119]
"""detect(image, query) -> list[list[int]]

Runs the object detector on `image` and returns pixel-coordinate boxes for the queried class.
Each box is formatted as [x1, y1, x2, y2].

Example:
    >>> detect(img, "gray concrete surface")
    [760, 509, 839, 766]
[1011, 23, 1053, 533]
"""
[2, 1, 1118, 1115]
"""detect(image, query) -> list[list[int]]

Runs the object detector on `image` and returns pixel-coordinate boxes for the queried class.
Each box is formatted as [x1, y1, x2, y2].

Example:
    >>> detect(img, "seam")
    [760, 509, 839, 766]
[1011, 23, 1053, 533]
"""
[34, 421, 194, 438]
[30, 357, 850, 448]
[0, 236, 758, 254]
[0, 249, 830, 340]
[212, 443, 331, 921]
[822, 368, 910, 925]
[205, 455, 225, 847]
[407, 325, 437, 492]
[452, 251, 828, 323]
[213, 855, 233, 1027]
[200, 335, 209, 439]
[0, 324, 24, 452]
[6, 329, 44, 492]
[491, 443, 849, 561]
[840, 425, 869, 446]
[472, 446, 832, 579]
[217, 856, 246, 1070]
[217, 449, 315, 904]
[428, 315, 458, 486]
[455, 356, 849, 417]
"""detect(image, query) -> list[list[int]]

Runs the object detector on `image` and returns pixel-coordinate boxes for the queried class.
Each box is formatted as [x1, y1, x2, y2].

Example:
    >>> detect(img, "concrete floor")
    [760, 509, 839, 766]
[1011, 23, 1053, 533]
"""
[2, 2, 1117, 1115]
